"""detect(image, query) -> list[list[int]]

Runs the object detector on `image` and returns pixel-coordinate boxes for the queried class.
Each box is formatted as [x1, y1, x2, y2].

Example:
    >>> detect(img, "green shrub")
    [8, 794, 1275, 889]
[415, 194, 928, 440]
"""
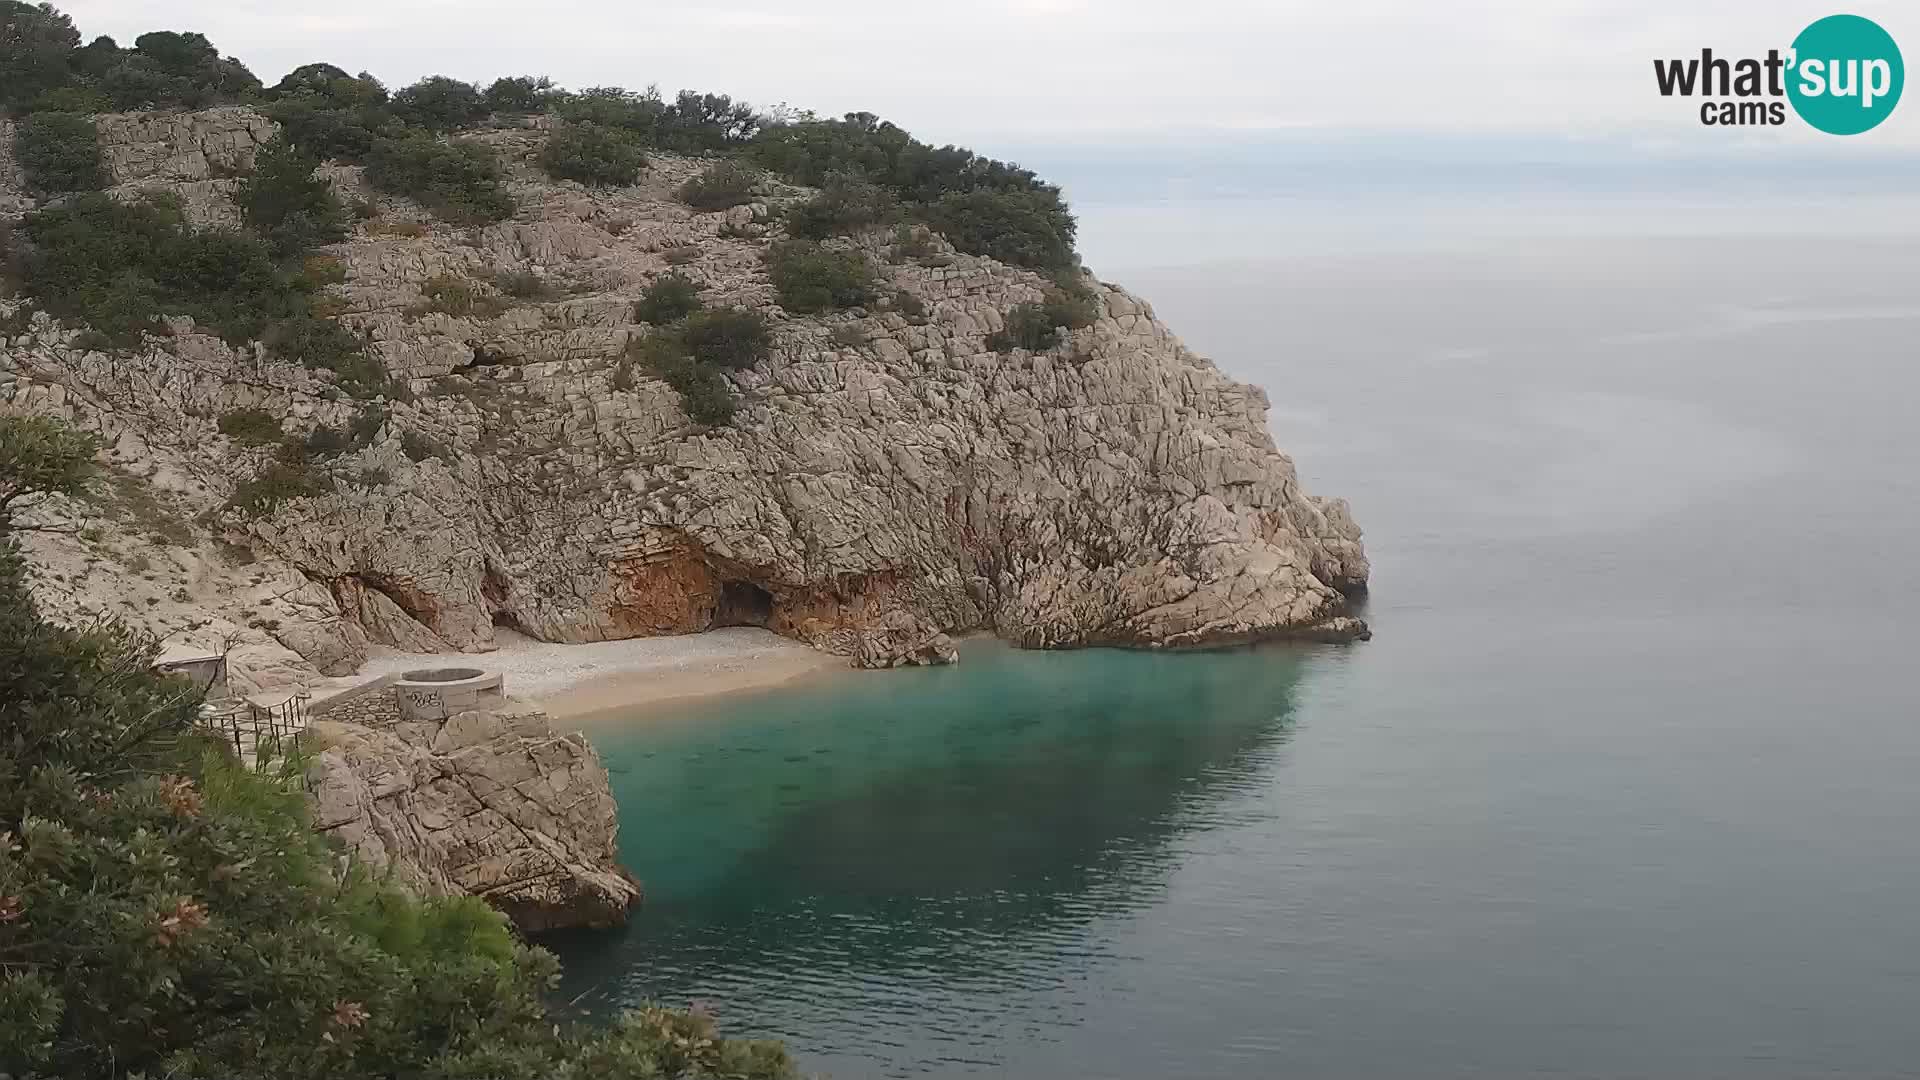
[539, 123, 645, 187]
[0, 1, 81, 110]
[364, 132, 514, 224]
[987, 290, 1097, 353]
[682, 307, 771, 369]
[784, 172, 899, 239]
[14, 111, 105, 193]
[349, 403, 386, 444]
[261, 98, 386, 161]
[261, 313, 379, 392]
[749, 112, 1079, 268]
[481, 74, 554, 114]
[554, 86, 758, 152]
[390, 75, 485, 131]
[648, 348, 736, 425]
[678, 159, 760, 210]
[216, 408, 282, 446]
[766, 240, 874, 313]
[236, 136, 349, 258]
[632, 272, 702, 325]
[226, 459, 332, 515]
[924, 188, 1078, 271]
[27, 84, 110, 113]
[18, 194, 323, 348]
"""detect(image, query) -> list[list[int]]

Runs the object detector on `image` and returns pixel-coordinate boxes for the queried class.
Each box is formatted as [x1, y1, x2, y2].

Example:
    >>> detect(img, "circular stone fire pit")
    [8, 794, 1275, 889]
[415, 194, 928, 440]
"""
[394, 667, 506, 721]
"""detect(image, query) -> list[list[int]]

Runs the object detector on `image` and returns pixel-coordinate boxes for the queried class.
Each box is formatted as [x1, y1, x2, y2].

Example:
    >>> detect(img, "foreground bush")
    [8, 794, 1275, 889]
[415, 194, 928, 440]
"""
[365, 132, 515, 224]
[678, 160, 760, 211]
[540, 123, 646, 187]
[784, 173, 899, 240]
[633, 273, 703, 325]
[682, 307, 771, 369]
[987, 288, 1098, 353]
[924, 189, 1078, 272]
[0, 414, 793, 1078]
[766, 240, 874, 314]
[237, 135, 349, 257]
[13, 110, 104, 193]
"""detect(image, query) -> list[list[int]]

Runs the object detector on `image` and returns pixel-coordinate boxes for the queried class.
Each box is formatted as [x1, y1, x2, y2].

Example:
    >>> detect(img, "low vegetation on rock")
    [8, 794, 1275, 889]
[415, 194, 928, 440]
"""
[539, 122, 647, 187]
[766, 240, 876, 313]
[0, 414, 797, 1079]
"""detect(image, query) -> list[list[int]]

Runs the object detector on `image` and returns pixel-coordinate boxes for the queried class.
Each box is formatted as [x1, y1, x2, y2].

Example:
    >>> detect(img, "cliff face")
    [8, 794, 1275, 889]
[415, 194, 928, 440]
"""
[0, 108, 1368, 684]
[305, 705, 642, 931]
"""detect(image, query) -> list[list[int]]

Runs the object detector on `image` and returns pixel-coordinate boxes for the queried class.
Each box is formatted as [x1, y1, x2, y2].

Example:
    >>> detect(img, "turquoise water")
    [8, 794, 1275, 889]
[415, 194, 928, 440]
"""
[548, 231, 1920, 1077]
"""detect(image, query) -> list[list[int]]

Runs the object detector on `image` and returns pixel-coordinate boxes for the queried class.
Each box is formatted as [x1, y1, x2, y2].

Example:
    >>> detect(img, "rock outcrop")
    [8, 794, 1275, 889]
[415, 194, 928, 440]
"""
[1, 107, 1369, 687]
[305, 706, 641, 931]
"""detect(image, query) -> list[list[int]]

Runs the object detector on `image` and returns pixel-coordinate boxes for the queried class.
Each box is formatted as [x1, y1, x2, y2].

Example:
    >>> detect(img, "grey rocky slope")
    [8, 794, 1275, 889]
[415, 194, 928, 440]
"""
[306, 705, 641, 931]
[1, 108, 1368, 688]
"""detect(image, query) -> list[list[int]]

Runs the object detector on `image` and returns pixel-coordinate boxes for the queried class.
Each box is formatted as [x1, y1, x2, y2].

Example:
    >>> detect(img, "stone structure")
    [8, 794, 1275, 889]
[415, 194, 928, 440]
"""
[393, 667, 508, 720]
[1, 107, 1370, 690]
[305, 703, 641, 931]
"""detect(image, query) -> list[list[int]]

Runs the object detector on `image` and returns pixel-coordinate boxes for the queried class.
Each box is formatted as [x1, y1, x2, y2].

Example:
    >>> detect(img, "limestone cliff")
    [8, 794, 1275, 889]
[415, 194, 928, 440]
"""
[0, 108, 1369, 687]
[305, 705, 641, 931]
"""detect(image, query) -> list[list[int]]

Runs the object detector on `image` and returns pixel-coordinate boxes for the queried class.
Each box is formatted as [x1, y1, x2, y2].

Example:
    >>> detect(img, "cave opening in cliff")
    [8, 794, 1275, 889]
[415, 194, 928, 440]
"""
[713, 580, 774, 628]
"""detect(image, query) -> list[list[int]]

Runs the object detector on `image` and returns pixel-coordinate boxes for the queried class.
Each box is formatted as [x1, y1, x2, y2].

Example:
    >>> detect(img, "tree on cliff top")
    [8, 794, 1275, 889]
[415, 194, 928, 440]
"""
[0, 415, 797, 1077]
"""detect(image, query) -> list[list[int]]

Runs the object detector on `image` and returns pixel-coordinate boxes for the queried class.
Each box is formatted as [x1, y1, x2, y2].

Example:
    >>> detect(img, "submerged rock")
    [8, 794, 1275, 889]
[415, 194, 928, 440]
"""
[305, 708, 641, 931]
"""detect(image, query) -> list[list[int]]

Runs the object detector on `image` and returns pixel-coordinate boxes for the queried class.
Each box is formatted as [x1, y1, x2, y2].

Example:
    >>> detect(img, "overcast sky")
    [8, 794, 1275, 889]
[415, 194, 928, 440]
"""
[55, 0, 1920, 153]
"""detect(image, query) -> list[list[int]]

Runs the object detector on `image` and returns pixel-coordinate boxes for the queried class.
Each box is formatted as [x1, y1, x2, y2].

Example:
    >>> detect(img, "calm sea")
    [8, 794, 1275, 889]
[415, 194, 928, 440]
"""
[549, 204, 1920, 1078]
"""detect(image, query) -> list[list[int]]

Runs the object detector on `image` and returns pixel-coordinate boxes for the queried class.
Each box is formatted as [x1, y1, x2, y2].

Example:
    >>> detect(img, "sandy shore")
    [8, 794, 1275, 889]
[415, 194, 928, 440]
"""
[309, 627, 845, 721]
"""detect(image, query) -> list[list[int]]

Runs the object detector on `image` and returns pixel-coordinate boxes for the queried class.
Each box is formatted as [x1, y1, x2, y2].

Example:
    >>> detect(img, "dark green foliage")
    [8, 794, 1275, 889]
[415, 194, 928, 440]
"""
[216, 407, 282, 446]
[224, 458, 332, 515]
[364, 131, 515, 224]
[539, 123, 645, 187]
[987, 288, 1097, 353]
[646, 346, 736, 425]
[765, 240, 874, 313]
[681, 307, 771, 369]
[784, 172, 899, 239]
[0, 413, 97, 518]
[390, 74, 486, 131]
[270, 62, 387, 108]
[750, 111, 1078, 269]
[261, 98, 385, 160]
[0, 1, 82, 110]
[94, 30, 260, 109]
[482, 74, 554, 114]
[677, 159, 759, 211]
[13, 110, 104, 193]
[553, 86, 757, 152]
[261, 312, 380, 389]
[25, 82, 108, 113]
[923, 189, 1077, 271]
[21, 194, 294, 345]
[632, 272, 702, 325]
[237, 136, 349, 257]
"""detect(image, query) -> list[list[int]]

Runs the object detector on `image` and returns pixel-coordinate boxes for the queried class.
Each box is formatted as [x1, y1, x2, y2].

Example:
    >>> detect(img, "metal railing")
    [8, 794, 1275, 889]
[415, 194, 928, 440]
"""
[198, 689, 312, 765]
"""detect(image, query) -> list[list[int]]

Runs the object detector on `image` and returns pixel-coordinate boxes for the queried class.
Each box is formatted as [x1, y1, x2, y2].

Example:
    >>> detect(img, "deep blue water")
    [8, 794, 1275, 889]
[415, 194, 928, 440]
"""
[550, 227, 1920, 1078]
